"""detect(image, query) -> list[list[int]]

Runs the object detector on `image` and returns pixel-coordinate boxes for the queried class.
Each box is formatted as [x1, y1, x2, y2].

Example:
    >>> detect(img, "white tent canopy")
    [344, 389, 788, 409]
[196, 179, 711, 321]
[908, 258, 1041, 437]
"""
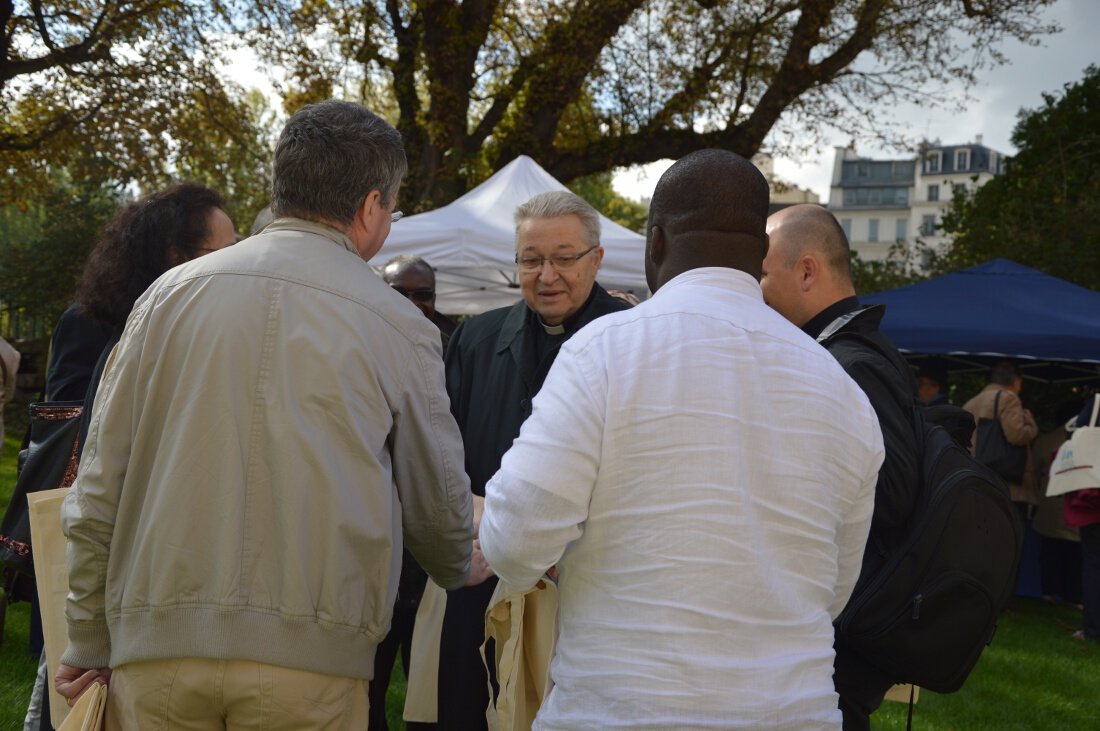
[371, 155, 649, 315]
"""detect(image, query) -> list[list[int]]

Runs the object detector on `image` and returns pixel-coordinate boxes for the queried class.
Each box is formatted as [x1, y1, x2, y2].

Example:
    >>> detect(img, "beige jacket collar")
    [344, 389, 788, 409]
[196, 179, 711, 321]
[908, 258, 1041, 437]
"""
[265, 217, 359, 256]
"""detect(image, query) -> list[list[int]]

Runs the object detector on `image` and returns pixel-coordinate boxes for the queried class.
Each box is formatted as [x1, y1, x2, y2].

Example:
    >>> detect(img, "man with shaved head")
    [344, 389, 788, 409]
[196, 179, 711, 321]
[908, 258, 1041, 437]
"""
[762, 203, 921, 729]
[479, 151, 884, 729]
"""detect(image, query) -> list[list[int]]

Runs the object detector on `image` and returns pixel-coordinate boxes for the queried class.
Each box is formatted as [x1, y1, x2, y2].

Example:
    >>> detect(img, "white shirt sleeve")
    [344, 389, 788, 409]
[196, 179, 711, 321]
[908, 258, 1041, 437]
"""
[480, 341, 605, 589]
[829, 415, 885, 619]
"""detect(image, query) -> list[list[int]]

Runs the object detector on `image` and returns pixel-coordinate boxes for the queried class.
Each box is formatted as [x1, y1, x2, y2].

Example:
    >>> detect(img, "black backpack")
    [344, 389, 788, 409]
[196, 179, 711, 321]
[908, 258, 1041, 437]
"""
[823, 329, 1023, 694]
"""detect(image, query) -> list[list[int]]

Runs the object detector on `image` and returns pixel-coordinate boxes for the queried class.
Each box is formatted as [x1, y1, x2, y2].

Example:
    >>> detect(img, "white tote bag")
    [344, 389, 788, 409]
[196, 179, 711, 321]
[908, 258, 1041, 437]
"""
[1047, 396, 1100, 497]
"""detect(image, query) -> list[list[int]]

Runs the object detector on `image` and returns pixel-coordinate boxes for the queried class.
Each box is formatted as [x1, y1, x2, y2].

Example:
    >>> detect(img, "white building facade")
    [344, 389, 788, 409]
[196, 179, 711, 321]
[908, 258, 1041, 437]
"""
[827, 140, 1003, 262]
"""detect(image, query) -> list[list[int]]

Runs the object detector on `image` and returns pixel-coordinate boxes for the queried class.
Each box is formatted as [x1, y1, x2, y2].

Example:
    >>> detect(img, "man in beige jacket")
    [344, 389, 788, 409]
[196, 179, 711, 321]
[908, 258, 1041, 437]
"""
[964, 361, 1039, 510]
[56, 101, 477, 728]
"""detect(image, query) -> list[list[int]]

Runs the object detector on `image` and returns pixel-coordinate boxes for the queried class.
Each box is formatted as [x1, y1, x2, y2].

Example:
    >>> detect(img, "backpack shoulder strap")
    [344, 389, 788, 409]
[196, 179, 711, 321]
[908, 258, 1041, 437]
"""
[821, 327, 914, 395]
[816, 308, 868, 343]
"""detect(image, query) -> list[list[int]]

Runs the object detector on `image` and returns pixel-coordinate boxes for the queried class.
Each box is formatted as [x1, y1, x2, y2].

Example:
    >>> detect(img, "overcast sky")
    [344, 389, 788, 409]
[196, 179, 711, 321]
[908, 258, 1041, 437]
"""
[612, 0, 1100, 203]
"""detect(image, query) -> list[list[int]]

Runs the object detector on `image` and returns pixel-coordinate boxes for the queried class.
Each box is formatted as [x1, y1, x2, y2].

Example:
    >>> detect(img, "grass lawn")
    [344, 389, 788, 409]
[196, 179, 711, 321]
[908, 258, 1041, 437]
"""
[2, 432, 1098, 729]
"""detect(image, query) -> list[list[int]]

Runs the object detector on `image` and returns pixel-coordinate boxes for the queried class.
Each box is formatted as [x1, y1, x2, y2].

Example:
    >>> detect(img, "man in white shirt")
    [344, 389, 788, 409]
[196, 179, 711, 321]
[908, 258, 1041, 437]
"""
[479, 149, 885, 730]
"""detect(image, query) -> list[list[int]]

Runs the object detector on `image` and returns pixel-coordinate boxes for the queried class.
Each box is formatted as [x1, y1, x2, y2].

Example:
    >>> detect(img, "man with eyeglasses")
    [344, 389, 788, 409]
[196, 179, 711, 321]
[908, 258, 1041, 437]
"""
[433, 190, 630, 729]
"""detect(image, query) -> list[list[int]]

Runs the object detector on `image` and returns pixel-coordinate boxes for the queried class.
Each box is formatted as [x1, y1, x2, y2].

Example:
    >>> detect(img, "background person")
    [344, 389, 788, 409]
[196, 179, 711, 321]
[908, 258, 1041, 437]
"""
[371, 253, 454, 731]
[480, 150, 884, 729]
[56, 101, 475, 728]
[249, 205, 276, 237]
[1032, 401, 1084, 607]
[20, 182, 235, 731]
[917, 362, 950, 406]
[964, 361, 1040, 516]
[381, 254, 457, 349]
[1065, 393, 1100, 643]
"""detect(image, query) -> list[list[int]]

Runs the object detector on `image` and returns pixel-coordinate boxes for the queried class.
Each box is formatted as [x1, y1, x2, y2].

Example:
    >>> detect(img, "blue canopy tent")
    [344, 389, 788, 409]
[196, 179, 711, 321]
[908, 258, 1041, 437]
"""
[865, 259, 1100, 599]
[863, 259, 1100, 384]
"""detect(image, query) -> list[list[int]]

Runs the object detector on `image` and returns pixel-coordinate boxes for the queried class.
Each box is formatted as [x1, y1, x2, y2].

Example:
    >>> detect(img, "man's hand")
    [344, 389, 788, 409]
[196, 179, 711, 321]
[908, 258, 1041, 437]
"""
[55, 663, 111, 706]
[464, 538, 495, 586]
[472, 494, 485, 539]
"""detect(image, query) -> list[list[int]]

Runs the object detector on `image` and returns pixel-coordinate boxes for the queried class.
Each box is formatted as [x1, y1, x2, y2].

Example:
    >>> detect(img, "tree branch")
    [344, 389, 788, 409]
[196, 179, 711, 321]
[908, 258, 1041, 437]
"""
[0, 98, 106, 151]
[549, 124, 754, 183]
[0, 1, 153, 85]
[494, 0, 645, 165]
[739, 0, 887, 152]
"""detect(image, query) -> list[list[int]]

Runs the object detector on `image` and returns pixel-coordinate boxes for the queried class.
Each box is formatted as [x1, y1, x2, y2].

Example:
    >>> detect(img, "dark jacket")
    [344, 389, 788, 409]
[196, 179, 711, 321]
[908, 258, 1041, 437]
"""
[45, 304, 116, 402]
[436, 284, 629, 728]
[812, 301, 921, 727]
[444, 285, 630, 496]
[815, 302, 921, 561]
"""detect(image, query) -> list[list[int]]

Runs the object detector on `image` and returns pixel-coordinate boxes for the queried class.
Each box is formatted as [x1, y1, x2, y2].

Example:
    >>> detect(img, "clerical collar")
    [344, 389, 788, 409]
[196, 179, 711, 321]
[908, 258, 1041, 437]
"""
[539, 318, 565, 335]
[528, 286, 599, 336]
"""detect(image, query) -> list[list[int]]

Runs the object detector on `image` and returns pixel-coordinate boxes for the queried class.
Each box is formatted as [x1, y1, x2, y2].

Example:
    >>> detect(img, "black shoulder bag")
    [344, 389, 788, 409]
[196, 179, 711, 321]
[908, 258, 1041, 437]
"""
[974, 391, 1028, 484]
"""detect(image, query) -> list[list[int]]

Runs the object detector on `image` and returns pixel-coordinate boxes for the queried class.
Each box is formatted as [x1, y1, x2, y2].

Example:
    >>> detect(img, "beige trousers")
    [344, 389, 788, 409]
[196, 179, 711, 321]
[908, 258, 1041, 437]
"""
[106, 658, 369, 730]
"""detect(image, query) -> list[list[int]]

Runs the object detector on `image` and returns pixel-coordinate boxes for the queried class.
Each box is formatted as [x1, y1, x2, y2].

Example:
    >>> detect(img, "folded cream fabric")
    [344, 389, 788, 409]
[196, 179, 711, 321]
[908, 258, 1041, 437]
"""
[483, 578, 558, 731]
[403, 579, 447, 723]
[57, 681, 107, 731]
[29, 487, 76, 726]
[884, 684, 920, 704]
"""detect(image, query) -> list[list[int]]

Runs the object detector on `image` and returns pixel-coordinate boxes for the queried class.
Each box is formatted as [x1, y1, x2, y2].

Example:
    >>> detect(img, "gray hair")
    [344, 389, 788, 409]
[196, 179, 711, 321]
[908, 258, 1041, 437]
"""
[249, 205, 276, 237]
[514, 191, 601, 248]
[381, 254, 434, 284]
[272, 100, 407, 226]
[990, 360, 1022, 386]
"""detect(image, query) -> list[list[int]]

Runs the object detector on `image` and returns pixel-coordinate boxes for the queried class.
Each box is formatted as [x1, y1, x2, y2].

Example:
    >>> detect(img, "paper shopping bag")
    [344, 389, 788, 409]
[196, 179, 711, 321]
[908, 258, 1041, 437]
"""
[28, 487, 76, 726]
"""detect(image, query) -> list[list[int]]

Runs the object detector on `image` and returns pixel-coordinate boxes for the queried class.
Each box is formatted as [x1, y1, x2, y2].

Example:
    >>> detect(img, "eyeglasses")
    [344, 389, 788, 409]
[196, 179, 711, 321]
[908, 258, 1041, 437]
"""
[391, 210, 404, 223]
[515, 245, 598, 273]
[392, 287, 434, 303]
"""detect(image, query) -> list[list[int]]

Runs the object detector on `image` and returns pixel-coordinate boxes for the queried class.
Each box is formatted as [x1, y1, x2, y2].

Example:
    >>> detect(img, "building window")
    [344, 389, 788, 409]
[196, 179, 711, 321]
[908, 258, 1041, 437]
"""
[927, 184, 939, 202]
[840, 218, 852, 240]
[896, 218, 907, 241]
[892, 161, 916, 180]
[920, 215, 936, 236]
[840, 187, 908, 206]
[925, 151, 941, 173]
[953, 182, 967, 196]
[868, 219, 879, 242]
[955, 149, 970, 171]
[857, 162, 870, 177]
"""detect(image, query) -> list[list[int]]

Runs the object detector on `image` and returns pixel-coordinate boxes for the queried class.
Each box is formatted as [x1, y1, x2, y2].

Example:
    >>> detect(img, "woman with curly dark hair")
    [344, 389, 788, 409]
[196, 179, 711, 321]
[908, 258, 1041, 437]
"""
[45, 182, 237, 401]
[22, 182, 235, 731]
[74, 182, 236, 329]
